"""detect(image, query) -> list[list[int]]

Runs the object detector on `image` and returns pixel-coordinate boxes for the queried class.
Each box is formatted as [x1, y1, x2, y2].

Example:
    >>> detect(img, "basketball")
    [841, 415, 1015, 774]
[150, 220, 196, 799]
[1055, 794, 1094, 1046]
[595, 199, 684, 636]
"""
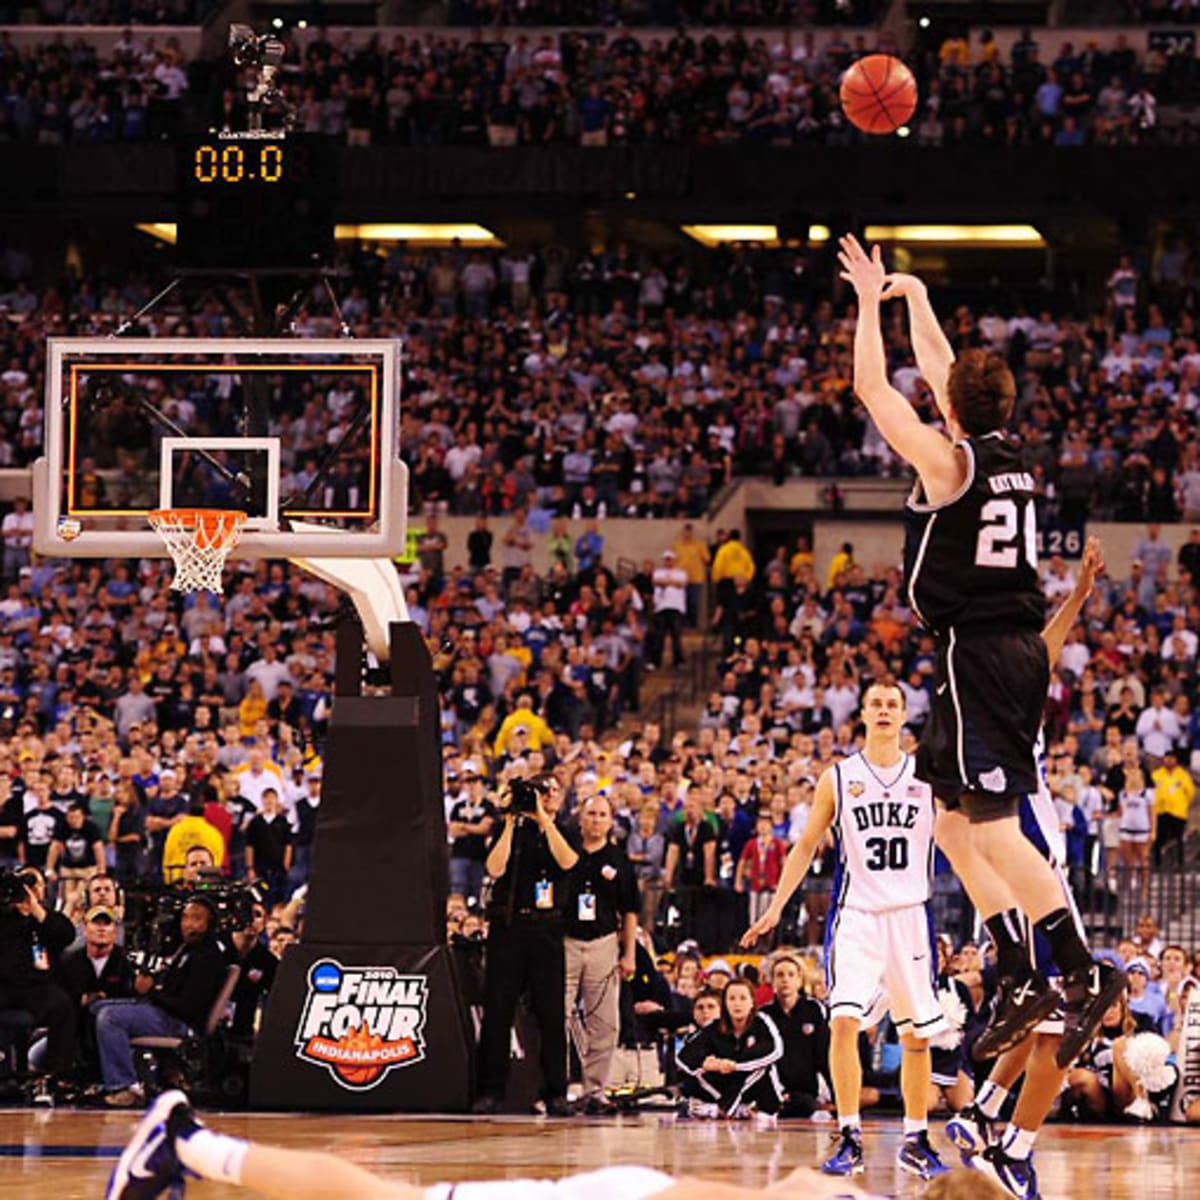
[840, 54, 918, 135]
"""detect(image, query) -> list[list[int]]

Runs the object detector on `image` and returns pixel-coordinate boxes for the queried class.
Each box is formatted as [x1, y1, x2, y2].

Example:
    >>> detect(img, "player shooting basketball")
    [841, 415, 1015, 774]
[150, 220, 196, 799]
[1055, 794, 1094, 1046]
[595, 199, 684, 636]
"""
[835, 234, 1124, 1070]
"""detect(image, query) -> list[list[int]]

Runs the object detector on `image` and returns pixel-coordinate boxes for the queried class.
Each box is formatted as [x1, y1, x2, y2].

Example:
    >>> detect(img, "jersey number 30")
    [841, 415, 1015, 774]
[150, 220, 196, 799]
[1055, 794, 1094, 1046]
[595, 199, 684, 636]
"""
[975, 497, 1037, 570]
[865, 836, 909, 871]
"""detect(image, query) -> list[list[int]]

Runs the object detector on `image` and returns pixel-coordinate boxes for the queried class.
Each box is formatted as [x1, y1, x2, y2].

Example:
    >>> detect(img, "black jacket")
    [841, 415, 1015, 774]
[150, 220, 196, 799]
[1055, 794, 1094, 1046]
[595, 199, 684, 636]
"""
[0, 908, 75, 989]
[151, 933, 228, 1030]
[678, 1012, 784, 1086]
[760, 996, 830, 1099]
[57, 943, 136, 1006]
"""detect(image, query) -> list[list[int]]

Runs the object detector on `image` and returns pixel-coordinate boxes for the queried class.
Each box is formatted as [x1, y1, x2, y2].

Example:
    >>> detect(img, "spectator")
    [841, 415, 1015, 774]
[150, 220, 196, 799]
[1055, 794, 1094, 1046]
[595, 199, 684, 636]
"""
[649, 550, 688, 671]
[677, 978, 784, 1122]
[244, 788, 294, 905]
[760, 954, 831, 1119]
[1151, 748, 1194, 867]
[161, 797, 225, 884]
[447, 764, 496, 904]
[735, 812, 788, 948]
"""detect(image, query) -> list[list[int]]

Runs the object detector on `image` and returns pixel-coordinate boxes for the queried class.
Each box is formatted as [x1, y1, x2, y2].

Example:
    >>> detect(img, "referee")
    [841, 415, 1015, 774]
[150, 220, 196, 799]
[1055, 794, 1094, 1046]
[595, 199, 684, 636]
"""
[473, 773, 578, 1117]
[562, 794, 639, 1113]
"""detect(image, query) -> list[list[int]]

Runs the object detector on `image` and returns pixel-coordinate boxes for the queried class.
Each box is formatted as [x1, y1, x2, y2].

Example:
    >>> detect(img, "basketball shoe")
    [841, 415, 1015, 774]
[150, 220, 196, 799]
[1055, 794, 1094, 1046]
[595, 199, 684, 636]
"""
[105, 1090, 190, 1200]
[897, 1131, 950, 1180]
[972, 973, 1060, 1060]
[1055, 961, 1127, 1068]
[972, 1143, 1040, 1199]
[821, 1127, 865, 1176]
[945, 1103, 995, 1161]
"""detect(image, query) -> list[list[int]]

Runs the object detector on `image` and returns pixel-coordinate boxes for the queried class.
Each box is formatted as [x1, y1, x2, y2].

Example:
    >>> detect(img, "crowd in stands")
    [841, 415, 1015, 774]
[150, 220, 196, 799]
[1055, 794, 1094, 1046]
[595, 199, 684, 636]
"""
[442, 0, 882, 28]
[1, 509, 1197, 1118]
[0, 31, 191, 143]
[4, 235, 1200, 525]
[0, 24, 1192, 147]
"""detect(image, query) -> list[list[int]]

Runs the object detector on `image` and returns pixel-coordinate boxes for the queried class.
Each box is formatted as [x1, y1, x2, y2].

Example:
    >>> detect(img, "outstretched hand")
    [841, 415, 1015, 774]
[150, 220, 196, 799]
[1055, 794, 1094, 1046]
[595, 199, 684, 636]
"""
[879, 272, 926, 301]
[837, 234, 886, 298]
[1077, 535, 1105, 595]
[740, 907, 780, 948]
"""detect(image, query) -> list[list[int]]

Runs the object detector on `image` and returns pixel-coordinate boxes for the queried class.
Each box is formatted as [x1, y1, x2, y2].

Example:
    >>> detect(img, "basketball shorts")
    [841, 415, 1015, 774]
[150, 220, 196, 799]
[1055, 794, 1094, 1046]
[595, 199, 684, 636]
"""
[931, 1044, 966, 1087]
[425, 1167, 673, 1200]
[826, 904, 947, 1038]
[917, 627, 1049, 818]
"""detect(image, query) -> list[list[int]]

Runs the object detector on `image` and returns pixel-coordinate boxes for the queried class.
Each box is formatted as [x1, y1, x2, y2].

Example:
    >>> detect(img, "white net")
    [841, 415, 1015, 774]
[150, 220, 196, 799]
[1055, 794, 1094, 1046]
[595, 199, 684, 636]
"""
[148, 508, 247, 593]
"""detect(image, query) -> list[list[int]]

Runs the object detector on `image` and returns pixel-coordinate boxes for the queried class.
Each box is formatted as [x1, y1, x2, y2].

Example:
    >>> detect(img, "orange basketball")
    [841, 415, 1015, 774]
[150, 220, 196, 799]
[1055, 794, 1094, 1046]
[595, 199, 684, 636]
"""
[840, 54, 917, 136]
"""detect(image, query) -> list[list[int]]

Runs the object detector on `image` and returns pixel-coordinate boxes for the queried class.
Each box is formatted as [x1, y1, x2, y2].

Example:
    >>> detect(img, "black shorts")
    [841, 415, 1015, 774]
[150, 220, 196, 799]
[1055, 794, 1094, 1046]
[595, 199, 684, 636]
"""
[916, 626, 1048, 817]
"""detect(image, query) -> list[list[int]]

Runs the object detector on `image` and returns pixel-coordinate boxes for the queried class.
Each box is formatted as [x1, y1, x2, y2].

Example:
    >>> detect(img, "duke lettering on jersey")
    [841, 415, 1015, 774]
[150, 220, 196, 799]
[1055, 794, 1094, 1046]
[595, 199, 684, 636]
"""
[832, 754, 935, 912]
[903, 431, 1045, 634]
[850, 802, 920, 833]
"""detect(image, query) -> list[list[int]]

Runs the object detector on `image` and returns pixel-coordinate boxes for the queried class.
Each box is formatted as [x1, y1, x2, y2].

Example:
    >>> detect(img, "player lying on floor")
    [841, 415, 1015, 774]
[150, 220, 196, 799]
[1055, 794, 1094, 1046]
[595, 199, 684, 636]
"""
[107, 1090, 1009, 1200]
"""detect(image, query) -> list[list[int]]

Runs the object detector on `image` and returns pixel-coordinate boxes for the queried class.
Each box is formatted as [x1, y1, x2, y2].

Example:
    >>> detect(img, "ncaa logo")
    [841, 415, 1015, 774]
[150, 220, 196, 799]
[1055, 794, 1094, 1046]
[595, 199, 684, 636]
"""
[295, 959, 429, 1091]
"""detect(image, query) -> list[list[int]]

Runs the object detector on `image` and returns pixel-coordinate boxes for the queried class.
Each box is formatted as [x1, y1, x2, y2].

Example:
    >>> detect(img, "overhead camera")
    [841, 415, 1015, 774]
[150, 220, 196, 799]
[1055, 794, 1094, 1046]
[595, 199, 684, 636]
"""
[229, 23, 285, 71]
[227, 23, 295, 132]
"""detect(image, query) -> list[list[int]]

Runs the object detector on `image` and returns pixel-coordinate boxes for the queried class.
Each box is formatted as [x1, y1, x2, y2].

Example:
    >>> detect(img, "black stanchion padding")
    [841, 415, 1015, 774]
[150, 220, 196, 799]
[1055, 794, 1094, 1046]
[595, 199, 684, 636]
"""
[249, 622, 474, 1111]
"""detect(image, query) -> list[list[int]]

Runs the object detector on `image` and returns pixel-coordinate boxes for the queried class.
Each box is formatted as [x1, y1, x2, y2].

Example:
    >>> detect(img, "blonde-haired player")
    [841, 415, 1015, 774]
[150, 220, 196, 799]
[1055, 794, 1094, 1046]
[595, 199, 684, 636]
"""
[743, 680, 948, 1180]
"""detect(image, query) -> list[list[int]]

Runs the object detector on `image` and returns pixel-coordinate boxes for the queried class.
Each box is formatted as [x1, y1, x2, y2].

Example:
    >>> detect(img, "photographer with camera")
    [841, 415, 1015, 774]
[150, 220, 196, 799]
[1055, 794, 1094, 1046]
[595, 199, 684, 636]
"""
[0, 866, 78, 1104]
[93, 896, 228, 1108]
[473, 772, 578, 1117]
[562, 793, 639, 1113]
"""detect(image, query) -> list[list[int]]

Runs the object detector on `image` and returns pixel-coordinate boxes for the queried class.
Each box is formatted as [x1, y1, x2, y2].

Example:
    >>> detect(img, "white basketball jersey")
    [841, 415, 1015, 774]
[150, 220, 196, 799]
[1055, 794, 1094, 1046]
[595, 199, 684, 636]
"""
[833, 751, 935, 912]
[1023, 729, 1066, 867]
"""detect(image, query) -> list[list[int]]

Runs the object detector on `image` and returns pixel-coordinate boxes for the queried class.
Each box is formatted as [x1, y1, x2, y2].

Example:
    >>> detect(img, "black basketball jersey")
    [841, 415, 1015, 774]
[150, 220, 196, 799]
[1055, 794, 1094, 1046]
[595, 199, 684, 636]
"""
[903, 431, 1045, 634]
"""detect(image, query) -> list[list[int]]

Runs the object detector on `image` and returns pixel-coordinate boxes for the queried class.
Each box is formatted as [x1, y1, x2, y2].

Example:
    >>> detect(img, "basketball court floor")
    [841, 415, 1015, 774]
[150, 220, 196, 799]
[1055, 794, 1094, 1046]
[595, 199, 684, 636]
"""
[1, 1110, 1195, 1199]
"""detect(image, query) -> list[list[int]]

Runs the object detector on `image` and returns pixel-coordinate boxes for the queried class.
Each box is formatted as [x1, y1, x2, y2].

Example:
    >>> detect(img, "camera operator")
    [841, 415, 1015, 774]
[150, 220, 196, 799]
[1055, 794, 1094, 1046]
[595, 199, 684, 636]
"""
[226, 896, 278, 1037]
[473, 773, 578, 1117]
[92, 895, 228, 1108]
[0, 867, 78, 1103]
[562, 794, 639, 1113]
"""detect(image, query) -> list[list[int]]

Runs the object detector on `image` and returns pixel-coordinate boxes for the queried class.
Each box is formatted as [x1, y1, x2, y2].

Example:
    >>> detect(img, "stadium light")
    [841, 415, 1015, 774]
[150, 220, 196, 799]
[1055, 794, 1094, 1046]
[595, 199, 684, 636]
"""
[683, 224, 831, 247]
[863, 224, 1045, 247]
[334, 223, 504, 245]
[138, 223, 505, 247]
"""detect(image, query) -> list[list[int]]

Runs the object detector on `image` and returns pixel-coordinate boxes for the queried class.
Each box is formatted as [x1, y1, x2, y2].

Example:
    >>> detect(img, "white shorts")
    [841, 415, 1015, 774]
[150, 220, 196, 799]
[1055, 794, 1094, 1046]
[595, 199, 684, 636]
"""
[425, 1167, 673, 1200]
[827, 904, 947, 1038]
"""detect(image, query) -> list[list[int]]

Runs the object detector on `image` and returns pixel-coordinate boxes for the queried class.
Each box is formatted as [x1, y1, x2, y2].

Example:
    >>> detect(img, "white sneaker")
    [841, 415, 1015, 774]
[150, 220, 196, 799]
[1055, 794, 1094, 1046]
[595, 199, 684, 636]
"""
[686, 1098, 720, 1119]
[753, 1111, 778, 1130]
[1124, 1096, 1155, 1123]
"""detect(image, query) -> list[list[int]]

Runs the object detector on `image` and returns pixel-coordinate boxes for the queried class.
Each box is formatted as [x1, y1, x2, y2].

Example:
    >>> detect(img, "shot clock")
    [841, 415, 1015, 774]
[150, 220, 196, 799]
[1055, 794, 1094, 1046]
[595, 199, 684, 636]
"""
[175, 133, 337, 270]
[192, 141, 287, 184]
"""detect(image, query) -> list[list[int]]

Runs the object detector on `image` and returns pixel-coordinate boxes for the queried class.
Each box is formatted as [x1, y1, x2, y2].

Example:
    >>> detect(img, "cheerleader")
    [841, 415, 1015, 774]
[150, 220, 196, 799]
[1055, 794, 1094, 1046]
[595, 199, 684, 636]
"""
[1117, 767, 1155, 898]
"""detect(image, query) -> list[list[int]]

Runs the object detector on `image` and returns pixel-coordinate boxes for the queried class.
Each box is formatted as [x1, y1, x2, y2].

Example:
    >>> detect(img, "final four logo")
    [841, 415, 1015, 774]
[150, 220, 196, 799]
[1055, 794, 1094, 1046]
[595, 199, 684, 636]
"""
[295, 959, 428, 1090]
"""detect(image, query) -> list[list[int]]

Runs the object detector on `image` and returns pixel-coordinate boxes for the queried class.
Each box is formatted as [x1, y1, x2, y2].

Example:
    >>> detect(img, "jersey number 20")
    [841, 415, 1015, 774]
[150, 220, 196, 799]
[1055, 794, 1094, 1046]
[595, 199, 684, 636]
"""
[975, 497, 1037, 571]
[865, 836, 909, 871]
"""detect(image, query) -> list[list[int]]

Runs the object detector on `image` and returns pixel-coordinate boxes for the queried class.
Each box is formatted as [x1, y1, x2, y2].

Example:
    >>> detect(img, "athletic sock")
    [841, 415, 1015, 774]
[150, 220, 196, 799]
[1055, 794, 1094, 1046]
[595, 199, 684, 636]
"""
[838, 1113, 861, 1133]
[903, 1117, 927, 1138]
[976, 1081, 1009, 1120]
[1034, 908, 1092, 977]
[174, 1128, 250, 1185]
[984, 909, 1033, 981]
[1002, 1125, 1038, 1161]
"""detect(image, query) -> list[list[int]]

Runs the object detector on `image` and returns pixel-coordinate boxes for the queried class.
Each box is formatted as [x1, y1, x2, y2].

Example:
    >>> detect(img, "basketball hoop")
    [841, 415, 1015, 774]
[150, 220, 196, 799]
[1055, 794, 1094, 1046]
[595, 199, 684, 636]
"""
[148, 508, 247, 593]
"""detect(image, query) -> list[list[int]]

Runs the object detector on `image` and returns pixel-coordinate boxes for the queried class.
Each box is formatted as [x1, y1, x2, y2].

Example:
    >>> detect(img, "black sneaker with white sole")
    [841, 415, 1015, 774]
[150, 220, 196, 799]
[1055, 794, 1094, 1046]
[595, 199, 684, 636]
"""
[1055, 962, 1127, 1069]
[972, 972, 1060, 1061]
